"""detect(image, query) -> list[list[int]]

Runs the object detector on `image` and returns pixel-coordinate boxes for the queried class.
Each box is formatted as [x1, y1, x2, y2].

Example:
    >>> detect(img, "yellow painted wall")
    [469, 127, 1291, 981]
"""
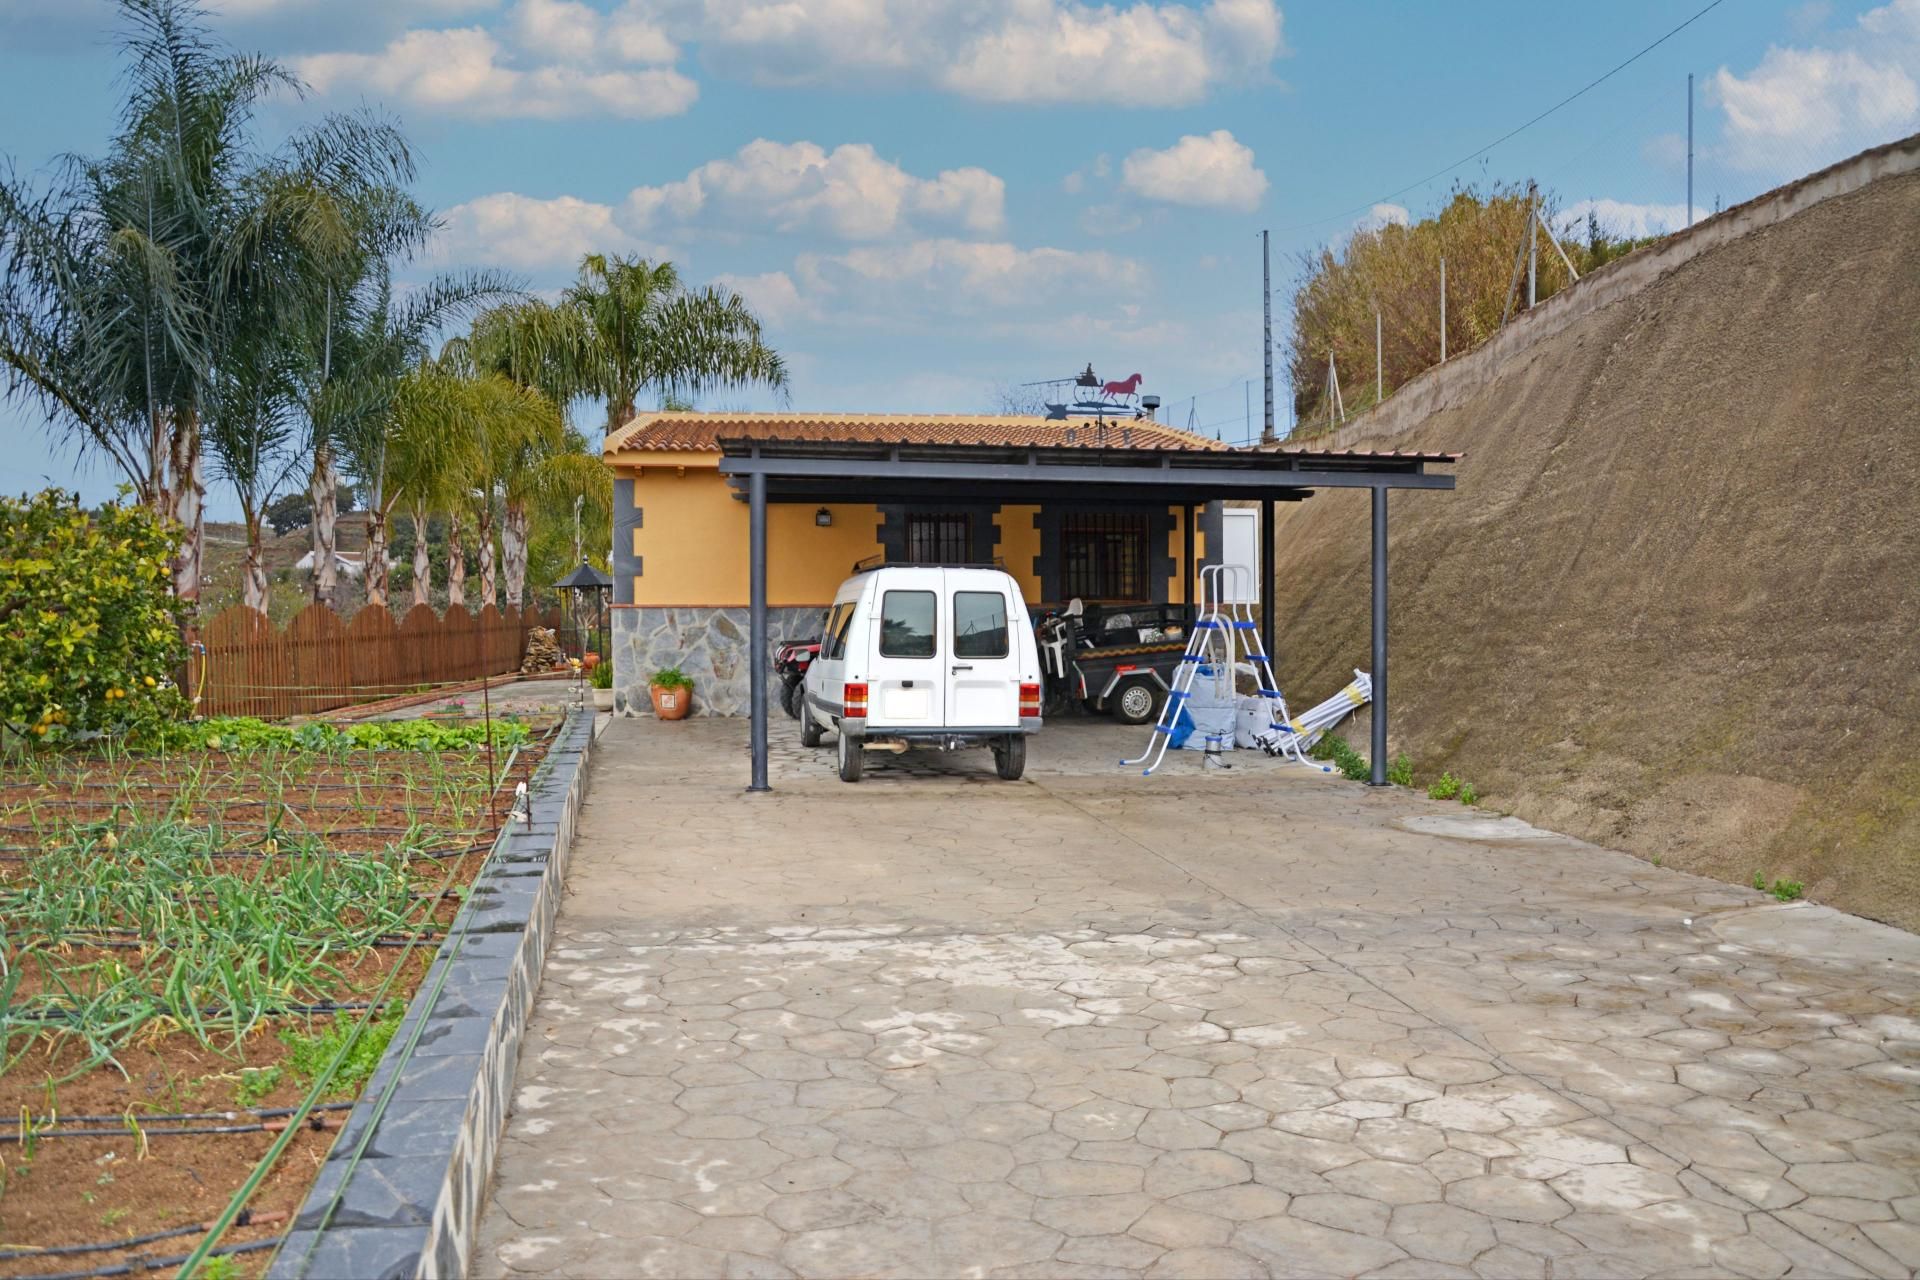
[1165, 506, 1206, 605]
[995, 505, 1042, 602]
[624, 464, 882, 606]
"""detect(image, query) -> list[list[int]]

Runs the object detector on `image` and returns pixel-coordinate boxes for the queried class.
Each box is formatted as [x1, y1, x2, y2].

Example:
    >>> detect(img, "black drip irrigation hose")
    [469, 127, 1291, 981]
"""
[0, 841, 490, 861]
[18, 1103, 353, 1126]
[15, 1234, 279, 1279]
[0, 1209, 282, 1263]
[11, 929, 446, 950]
[0, 1113, 341, 1141]
[5, 998, 396, 1024]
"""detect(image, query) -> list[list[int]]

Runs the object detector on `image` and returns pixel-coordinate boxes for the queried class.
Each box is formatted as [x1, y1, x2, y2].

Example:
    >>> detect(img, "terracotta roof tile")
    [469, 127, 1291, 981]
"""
[605, 411, 1227, 454]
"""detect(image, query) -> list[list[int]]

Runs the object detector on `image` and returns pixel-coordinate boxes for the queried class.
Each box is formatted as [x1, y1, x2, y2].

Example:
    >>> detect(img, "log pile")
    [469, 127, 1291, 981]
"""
[520, 627, 562, 673]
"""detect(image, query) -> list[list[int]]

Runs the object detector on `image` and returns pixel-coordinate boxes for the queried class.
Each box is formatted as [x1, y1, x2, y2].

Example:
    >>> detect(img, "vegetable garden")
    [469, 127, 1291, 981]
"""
[0, 714, 555, 1278]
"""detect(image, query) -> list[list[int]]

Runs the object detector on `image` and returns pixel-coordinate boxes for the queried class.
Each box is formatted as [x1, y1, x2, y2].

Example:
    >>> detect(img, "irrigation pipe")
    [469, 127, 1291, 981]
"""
[37, 1236, 278, 1280]
[175, 739, 529, 1279]
[0, 1116, 341, 1141]
[11, 1103, 353, 1127]
[0, 1210, 287, 1263]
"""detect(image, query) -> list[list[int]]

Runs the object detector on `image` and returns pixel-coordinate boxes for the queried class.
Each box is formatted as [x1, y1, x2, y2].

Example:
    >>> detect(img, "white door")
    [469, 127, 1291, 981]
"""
[865, 574, 944, 729]
[1220, 508, 1260, 604]
[945, 571, 1021, 728]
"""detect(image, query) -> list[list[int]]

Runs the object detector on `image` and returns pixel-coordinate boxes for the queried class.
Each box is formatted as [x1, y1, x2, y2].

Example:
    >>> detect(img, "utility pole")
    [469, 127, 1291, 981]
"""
[1686, 72, 1695, 227]
[1260, 230, 1276, 444]
[1439, 258, 1448, 362]
[1375, 309, 1383, 404]
[1527, 182, 1538, 310]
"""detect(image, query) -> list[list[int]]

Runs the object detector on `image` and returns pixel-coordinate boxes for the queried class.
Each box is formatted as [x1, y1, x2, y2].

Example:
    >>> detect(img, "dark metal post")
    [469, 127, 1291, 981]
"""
[1370, 485, 1388, 786]
[748, 471, 770, 792]
[1260, 497, 1276, 657]
[1183, 504, 1196, 606]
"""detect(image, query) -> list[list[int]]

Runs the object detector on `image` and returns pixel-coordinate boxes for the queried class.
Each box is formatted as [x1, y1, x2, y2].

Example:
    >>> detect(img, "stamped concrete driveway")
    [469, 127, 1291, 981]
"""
[474, 718, 1920, 1279]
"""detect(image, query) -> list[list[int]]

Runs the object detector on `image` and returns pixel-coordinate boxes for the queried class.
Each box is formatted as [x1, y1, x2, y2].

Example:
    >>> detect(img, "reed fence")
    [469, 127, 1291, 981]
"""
[194, 602, 568, 718]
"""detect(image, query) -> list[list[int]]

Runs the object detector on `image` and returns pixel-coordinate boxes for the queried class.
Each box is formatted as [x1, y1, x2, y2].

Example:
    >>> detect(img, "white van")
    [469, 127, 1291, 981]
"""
[800, 565, 1043, 782]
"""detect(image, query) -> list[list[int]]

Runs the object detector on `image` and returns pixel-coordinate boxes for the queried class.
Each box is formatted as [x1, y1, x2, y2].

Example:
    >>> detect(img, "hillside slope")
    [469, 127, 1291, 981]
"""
[1268, 161, 1920, 930]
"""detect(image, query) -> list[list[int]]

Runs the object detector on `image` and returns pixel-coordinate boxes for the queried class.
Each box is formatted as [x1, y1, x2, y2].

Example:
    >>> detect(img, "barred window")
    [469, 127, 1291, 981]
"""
[906, 513, 971, 564]
[1061, 512, 1151, 602]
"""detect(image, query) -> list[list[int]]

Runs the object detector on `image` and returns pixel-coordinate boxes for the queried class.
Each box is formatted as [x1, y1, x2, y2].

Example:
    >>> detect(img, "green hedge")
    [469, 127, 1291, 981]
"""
[149, 716, 534, 753]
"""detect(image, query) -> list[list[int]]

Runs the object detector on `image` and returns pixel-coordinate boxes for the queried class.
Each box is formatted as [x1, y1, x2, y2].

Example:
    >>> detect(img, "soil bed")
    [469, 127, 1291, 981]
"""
[0, 718, 557, 1277]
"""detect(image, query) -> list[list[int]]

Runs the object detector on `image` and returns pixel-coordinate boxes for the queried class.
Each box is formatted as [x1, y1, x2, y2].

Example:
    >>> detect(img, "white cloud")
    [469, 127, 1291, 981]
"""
[711, 270, 807, 326]
[434, 192, 645, 269]
[624, 140, 1004, 241]
[1709, 0, 1920, 171]
[794, 239, 1148, 318]
[293, 1, 696, 119]
[1556, 198, 1692, 239]
[1354, 202, 1409, 232]
[691, 0, 1282, 107]
[1120, 130, 1268, 211]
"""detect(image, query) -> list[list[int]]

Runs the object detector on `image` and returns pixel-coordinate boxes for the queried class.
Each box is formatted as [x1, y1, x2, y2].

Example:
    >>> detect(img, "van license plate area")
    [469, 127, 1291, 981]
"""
[881, 687, 932, 720]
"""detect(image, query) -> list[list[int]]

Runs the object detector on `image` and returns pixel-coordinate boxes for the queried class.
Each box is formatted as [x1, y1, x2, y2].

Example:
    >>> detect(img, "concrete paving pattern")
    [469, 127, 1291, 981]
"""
[474, 719, 1920, 1279]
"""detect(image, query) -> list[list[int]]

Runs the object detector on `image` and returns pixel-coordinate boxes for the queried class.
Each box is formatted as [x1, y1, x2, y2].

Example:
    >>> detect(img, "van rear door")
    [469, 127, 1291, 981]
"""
[946, 571, 1020, 729]
[865, 573, 944, 730]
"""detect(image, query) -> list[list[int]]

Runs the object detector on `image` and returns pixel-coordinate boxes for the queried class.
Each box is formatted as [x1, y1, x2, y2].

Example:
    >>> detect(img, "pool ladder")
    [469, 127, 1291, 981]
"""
[1121, 564, 1319, 776]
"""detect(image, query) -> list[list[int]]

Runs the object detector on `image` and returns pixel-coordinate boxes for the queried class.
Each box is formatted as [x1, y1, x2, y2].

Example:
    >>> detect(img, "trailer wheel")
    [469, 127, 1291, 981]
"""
[1113, 678, 1163, 726]
[800, 700, 825, 748]
[780, 676, 803, 719]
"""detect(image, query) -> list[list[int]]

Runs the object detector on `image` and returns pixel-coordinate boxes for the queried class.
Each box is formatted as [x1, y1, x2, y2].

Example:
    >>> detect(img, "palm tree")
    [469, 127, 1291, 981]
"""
[0, 0, 414, 617]
[562, 254, 787, 433]
[203, 329, 300, 611]
[458, 261, 783, 608]
[290, 186, 511, 605]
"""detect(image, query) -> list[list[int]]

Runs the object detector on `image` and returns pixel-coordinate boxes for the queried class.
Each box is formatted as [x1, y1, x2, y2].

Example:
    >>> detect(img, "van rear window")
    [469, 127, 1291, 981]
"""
[953, 591, 1009, 658]
[879, 591, 937, 658]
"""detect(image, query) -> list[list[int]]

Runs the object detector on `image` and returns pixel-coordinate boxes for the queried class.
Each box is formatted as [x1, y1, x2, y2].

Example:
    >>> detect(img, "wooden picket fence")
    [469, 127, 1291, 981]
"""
[195, 602, 567, 719]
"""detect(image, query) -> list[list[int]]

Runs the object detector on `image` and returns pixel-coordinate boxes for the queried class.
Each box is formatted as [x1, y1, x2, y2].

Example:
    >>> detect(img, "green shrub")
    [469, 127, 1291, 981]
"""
[650, 666, 693, 691]
[1458, 781, 1478, 805]
[1428, 772, 1461, 800]
[1386, 754, 1414, 787]
[0, 489, 187, 743]
[1308, 734, 1371, 782]
[1770, 878, 1804, 902]
[589, 661, 613, 689]
[1753, 871, 1768, 891]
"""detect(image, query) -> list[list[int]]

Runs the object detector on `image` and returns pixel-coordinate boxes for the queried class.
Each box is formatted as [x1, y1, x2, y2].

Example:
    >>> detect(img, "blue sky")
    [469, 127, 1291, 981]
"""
[4, 0, 1918, 515]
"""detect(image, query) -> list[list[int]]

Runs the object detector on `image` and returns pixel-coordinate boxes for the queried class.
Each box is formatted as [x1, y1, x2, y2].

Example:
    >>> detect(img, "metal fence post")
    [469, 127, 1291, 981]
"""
[1370, 486, 1388, 787]
[748, 470, 770, 793]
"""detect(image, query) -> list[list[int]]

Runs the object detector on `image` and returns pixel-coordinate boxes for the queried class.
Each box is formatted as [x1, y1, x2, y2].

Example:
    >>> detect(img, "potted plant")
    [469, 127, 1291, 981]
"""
[589, 660, 614, 711]
[649, 667, 694, 720]
[582, 651, 600, 672]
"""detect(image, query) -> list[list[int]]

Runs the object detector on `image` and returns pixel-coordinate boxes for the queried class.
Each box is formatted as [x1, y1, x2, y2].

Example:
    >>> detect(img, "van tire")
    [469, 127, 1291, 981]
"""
[994, 735, 1027, 781]
[1113, 678, 1163, 726]
[837, 729, 864, 782]
[800, 701, 824, 748]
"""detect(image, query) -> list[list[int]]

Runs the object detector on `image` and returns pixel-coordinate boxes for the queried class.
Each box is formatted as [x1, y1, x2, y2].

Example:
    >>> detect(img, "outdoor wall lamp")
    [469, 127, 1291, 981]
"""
[815, 507, 833, 527]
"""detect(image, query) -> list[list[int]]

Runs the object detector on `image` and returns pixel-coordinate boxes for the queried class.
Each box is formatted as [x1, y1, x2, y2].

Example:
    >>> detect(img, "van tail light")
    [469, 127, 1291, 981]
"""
[1019, 682, 1042, 718]
[843, 683, 868, 716]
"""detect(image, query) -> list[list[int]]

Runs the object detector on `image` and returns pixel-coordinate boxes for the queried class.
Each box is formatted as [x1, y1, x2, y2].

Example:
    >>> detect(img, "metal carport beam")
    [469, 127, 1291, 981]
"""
[727, 439, 1457, 794]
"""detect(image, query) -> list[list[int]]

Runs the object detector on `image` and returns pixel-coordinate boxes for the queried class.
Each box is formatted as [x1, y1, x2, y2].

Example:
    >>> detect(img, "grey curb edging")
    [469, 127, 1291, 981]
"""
[266, 711, 595, 1280]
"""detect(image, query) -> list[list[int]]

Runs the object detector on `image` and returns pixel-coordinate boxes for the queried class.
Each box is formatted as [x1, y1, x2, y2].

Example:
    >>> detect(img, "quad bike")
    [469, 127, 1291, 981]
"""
[773, 638, 820, 719]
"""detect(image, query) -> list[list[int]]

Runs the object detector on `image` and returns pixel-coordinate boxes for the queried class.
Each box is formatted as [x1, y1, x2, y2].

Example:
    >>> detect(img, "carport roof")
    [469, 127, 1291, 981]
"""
[717, 436, 1459, 505]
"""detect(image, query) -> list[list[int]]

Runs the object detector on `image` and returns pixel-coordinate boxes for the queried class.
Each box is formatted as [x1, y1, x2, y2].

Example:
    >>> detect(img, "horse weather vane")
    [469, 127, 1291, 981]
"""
[1020, 363, 1161, 431]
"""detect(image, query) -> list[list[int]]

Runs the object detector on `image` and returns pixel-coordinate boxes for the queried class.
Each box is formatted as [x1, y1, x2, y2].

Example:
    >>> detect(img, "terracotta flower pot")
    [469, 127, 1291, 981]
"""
[650, 683, 692, 720]
[582, 652, 600, 671]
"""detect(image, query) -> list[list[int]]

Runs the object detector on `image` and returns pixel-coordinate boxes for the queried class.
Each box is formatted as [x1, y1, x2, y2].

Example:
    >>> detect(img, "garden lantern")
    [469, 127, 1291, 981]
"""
[553, 560, 613, 663]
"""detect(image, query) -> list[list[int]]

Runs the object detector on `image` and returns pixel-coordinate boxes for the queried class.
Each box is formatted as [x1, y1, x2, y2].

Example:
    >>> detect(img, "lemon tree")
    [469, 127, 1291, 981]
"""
[0, 488, 187, 742]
